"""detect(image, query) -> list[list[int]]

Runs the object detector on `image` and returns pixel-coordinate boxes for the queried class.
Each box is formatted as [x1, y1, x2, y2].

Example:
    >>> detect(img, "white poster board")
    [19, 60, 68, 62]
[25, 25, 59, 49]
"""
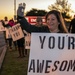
[9, 24, 24, 41]
[27, 33, 75, 75]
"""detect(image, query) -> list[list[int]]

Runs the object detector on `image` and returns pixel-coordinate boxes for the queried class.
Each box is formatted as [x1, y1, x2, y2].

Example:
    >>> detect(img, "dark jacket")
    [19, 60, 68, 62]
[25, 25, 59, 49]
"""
[68, 18, 75, 33]
[19, 18, 62, 33]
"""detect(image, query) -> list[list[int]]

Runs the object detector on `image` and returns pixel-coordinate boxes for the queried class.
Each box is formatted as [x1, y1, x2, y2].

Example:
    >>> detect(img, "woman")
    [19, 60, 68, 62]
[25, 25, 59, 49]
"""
[19, 10, 68, 33]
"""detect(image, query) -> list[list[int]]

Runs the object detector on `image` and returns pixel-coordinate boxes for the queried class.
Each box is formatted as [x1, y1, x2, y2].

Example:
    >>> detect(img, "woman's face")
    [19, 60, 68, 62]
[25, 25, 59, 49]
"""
[46, 14, 60, 32]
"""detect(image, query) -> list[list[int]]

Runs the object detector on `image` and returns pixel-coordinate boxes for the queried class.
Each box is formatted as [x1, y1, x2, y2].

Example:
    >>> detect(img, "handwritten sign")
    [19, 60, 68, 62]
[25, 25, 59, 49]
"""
[9, 24, 24, 41]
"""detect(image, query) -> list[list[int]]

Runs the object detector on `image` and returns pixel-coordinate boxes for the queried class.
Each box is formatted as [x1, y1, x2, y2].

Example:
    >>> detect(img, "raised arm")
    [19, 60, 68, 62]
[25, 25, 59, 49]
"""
[17, 3, 48, 33]
[19, 18, 48, 33]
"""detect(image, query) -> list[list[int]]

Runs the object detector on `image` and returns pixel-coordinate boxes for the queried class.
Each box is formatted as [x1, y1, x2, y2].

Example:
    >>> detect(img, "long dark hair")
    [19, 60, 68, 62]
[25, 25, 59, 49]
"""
[45, 10, 68, 33]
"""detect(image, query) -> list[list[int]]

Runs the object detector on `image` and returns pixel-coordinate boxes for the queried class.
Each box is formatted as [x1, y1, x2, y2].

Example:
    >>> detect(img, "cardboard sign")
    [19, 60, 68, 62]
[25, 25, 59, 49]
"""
[5, 28, 12, 39]
[27, 33, 75, 75]
[0, 22, 5, 31]
[9, 24, 24, 41]
[25, 34, 31, 49]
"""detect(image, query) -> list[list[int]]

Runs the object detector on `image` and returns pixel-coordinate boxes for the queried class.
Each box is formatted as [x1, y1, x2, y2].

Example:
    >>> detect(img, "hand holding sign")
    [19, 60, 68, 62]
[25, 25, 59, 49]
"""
[27, 33, 75, 75]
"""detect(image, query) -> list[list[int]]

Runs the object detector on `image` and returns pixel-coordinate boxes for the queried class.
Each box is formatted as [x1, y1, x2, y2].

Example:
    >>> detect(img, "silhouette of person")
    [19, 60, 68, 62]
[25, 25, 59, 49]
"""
[68, 15, 75, 33]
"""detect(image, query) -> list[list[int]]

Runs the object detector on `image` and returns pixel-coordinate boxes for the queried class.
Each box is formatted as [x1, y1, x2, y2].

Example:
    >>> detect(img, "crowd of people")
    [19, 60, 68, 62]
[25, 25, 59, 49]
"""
[0, 3, 27, 58]
[0, 2, 75, 59]
[0, 16, 27, 58]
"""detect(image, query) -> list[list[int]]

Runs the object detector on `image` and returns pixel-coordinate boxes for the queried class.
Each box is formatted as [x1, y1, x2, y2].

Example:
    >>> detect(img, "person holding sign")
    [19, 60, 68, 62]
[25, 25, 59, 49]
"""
[17, 3, 26, 58]
[18, 9, 68, 33]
